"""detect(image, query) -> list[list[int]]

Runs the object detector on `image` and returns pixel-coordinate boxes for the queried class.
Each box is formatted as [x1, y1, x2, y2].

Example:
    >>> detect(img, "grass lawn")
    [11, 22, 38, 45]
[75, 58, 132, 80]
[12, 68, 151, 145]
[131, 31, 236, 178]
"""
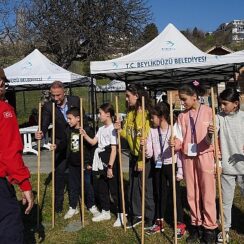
[19, 174, 244, 244]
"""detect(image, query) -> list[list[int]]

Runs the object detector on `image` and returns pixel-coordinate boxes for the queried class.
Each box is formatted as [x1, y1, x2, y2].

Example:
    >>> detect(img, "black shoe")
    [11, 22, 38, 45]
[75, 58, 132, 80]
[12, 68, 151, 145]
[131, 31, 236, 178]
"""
[186, 225, 201, 243]
[200, 229, 216, 244]
[126, 216, 142, 229]
[144, 219, 154, 230]
[55, 206, 63, 213]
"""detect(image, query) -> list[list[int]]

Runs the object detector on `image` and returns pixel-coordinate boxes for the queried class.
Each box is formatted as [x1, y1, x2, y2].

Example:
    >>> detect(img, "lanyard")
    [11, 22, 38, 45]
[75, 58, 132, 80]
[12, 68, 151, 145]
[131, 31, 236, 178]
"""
[189, 104, 201, 143]
[158, 126, 169, 161]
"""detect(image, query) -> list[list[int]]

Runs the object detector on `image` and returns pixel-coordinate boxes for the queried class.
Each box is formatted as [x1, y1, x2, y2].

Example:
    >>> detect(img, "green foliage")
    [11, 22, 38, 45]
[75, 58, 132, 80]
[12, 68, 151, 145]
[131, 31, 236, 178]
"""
[141, 22, 159, 45]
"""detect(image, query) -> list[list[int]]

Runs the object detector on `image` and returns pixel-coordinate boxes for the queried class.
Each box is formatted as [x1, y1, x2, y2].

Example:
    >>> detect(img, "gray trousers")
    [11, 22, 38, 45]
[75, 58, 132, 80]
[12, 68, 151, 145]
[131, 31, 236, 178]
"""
[221, 174, 244, 231]
[128, 155, 155, 221]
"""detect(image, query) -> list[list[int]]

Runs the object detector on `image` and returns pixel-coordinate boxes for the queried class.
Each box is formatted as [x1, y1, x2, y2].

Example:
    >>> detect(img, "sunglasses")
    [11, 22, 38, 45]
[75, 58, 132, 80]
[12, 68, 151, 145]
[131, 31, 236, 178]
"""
[0, 79, 9, 90]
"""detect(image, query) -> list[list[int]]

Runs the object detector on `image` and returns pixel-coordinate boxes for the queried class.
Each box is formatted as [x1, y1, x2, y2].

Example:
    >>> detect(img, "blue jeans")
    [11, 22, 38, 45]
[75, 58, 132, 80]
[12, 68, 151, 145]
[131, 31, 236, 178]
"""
[68, 165, 95, 209]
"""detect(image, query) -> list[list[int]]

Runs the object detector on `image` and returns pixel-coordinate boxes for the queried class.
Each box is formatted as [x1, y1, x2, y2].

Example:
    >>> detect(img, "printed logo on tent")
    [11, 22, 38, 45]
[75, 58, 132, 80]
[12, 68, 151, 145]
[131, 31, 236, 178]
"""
[22, 61, 32, 70]
[162, 41, 176, 51]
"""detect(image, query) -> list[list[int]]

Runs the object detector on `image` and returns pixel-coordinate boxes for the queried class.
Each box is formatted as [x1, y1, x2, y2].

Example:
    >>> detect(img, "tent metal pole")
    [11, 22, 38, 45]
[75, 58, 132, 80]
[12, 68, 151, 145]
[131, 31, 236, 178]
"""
[90, 76, 96, 131]
[23, 91, 26, 113]
[69, 83, 73, 95]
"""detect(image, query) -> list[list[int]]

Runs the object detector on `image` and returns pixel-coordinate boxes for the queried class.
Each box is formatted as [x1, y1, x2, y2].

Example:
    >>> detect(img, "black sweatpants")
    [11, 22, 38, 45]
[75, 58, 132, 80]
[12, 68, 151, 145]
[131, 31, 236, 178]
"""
[0, 178, 24, 244]
[97, 162, 122, 213]
[153, 164, 183, 223]
[68, 165, 95, 209]
[128, 155, 155, 222]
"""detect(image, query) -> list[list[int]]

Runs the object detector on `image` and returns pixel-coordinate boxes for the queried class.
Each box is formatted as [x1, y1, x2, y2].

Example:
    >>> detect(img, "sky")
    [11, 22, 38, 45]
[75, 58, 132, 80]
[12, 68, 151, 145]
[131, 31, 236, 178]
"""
[149, 0, 244, 32]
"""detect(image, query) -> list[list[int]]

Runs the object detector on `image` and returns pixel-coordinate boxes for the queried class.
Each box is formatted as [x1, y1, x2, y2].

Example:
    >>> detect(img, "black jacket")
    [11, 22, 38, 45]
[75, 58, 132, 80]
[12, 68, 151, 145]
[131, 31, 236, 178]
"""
[41, 95, 80, 151]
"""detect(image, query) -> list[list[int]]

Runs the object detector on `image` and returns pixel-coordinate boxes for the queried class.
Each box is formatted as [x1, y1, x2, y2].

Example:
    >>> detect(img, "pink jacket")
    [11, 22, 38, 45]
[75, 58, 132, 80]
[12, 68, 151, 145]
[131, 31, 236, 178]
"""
[146, 126, 183, 179]
[175, 104, 214, 155]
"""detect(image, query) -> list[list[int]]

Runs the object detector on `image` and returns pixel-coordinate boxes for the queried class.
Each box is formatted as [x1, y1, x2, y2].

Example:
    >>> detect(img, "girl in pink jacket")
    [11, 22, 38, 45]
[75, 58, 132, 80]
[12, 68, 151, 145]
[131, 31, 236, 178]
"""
[174, 82, 217, 244]
[145, 102, 186, 238]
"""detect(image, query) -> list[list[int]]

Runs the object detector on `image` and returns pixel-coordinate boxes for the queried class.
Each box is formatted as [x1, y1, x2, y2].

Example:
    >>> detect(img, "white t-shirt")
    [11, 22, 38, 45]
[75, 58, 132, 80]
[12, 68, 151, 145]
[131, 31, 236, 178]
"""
[95, 123, 117, 148]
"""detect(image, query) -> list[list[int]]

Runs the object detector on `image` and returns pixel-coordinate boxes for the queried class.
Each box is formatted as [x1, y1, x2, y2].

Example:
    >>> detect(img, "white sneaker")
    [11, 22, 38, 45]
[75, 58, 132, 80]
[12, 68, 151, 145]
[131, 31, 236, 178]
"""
[64, 207, 79, 219]
[217, 231, 230, 243]
[113, 213, 127, 227]
[89, 205, 100, 217]
[92, 210, 111, 222]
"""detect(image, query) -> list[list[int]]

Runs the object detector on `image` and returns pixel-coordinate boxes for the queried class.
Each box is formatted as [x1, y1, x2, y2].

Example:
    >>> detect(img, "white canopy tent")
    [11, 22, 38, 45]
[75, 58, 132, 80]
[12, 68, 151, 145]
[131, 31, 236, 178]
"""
[90, 23, 244, 88]
[4, 49, 90, 91]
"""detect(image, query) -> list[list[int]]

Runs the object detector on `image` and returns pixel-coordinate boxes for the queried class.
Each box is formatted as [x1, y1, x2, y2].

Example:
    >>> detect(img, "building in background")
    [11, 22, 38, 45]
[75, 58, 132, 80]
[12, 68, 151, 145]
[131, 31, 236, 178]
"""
[215, 20, 244, 42]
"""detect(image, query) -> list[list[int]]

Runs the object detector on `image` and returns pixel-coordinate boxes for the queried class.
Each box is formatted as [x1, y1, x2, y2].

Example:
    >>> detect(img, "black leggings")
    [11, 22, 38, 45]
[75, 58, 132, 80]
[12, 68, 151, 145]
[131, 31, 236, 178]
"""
[153, 164, 183, 223]
[97, 163, 122, 213]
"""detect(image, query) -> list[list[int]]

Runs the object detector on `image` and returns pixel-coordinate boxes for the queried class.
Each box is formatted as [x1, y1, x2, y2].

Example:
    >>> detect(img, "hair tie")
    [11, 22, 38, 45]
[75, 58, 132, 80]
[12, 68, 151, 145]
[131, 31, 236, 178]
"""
[193, 80, 200, 86]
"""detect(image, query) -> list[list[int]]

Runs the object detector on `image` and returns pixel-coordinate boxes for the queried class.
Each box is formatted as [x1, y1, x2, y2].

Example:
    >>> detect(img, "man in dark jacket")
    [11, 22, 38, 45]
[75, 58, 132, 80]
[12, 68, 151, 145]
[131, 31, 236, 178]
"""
[35, 80, 80, 212]
[0, 68, 34, 243]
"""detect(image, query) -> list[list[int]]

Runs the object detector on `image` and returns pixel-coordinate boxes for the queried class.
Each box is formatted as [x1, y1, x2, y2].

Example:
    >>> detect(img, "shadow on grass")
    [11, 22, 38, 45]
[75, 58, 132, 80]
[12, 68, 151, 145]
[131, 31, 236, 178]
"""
[21, 173, 54, 243]
[20, 192, 45, 243]
[232, 204, 244, 235]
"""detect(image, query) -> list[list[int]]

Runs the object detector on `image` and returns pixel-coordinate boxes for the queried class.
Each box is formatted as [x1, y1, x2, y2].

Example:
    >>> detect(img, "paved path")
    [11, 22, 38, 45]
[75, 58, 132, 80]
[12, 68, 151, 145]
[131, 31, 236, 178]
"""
[23, 149, 130, 174]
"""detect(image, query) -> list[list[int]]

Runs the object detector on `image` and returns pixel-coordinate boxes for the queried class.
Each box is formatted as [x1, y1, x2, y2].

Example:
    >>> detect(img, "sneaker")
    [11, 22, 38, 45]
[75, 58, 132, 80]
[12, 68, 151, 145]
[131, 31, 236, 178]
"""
[113, 213, 127, 227]
[92, 210, 111, 222]
[217, 231, 230, 243]
[146, 220, 164, 235]
[126, 216, 142, 229]
[177, 222, 186, 239]
[64, 207, 79, 219]
[89, 205, 100, 217]
[186, 225, 201, 243]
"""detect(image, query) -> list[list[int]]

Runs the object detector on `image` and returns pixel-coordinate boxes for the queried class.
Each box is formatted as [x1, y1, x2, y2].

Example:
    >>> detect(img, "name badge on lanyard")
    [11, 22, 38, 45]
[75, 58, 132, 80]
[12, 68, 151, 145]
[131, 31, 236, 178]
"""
[157, 126, 169, 168]
[155, 157, 163, 169]
[187, 105, 201, 157]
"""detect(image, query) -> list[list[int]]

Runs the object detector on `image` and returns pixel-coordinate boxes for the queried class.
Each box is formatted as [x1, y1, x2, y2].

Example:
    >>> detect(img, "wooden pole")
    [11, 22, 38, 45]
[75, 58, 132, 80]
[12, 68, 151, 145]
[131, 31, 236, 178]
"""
[210, 87, 226, 244]
[52, 103, 55, 228]
[115, 96, 126, 231]
[80, 98, 85, 227]
[170, 91, 178, 244]
[141, 96, 145, 244]
[37, 102, 42, 229]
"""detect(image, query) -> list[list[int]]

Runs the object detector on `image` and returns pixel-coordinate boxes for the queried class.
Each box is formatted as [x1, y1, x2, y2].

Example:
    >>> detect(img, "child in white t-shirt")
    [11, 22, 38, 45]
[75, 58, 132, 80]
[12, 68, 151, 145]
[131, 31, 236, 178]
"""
[80, 103, 124, 227]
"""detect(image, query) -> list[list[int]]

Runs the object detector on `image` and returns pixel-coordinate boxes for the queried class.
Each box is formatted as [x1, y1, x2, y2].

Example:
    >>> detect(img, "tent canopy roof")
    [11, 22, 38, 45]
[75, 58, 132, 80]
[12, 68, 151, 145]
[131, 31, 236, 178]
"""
[90, 23, 244, 88]
[4, 49, 90, 91]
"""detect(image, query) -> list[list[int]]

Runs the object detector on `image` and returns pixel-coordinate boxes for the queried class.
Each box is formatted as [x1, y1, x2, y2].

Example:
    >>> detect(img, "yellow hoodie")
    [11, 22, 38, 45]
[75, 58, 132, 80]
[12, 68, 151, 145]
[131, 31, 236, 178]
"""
[120, 110, 150, 165]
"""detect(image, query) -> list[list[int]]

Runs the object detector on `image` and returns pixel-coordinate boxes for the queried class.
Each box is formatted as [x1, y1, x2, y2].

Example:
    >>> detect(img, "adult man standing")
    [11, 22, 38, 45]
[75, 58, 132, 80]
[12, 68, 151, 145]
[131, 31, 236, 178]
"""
[0, 68, 34, 243]
[35, 81, 80, 212]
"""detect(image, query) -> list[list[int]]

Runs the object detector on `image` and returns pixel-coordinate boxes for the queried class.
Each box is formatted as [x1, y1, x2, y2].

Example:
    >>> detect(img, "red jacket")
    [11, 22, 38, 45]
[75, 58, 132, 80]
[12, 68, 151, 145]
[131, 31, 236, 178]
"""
[0, 100, 31, 191]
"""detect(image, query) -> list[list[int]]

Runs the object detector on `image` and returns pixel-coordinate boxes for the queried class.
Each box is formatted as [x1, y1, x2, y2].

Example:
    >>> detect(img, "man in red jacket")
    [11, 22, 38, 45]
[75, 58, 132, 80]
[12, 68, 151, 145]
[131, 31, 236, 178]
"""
[0, 68, 34, 243]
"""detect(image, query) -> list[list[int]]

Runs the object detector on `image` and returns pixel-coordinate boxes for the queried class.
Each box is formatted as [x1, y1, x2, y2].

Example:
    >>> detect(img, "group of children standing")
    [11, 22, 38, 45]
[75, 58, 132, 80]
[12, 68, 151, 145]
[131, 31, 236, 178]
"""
[54, 82, 244, 244]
